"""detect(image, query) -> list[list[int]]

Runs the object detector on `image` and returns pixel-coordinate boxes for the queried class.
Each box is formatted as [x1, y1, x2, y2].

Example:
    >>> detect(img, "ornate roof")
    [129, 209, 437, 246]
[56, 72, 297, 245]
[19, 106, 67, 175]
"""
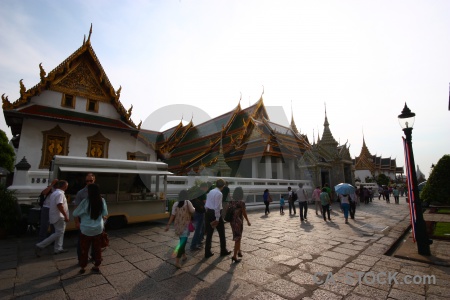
[141, 96, 310, 175]
[2, 25, 137, 133]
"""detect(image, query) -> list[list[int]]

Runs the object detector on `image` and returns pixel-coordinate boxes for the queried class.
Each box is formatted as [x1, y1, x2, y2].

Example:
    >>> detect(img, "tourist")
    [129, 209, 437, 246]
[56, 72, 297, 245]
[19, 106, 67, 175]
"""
[73, 173, 96, 262]
[393, 186, 400, 204]
[339, 193, 350, 224]
[287, 186, 296, 215]
[263, 189, 272, 215]
[73, 184, 108, 274]
[296, 183, 309, 222]
[190, 182, 207, 251]
[378, 186, 384, 200]
[37, 178, 58, 242]
[320, 187, 331, 221]
[312, 186, 322, 216]
[204, 179, 231, 258]
[279, 195, 285, 215]
[228, 187, 251, 263]
[35, 180, 69, 256]
[165, 189, 195, 268]
[349, 192, 356, 219]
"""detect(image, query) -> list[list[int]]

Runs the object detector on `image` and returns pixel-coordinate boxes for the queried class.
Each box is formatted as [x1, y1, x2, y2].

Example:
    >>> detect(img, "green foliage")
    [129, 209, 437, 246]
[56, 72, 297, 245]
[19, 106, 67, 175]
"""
[375, 174, 390, 187]
[421, 155, 450, 204]
[0, 185, 21, 231]
[0, 130, 15, 172]
[432, 222, 450, 238]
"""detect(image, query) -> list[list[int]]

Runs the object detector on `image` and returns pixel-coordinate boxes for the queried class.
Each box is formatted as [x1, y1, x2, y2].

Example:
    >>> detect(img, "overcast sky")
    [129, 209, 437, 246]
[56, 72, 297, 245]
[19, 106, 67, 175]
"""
[1, 0, 449, 177]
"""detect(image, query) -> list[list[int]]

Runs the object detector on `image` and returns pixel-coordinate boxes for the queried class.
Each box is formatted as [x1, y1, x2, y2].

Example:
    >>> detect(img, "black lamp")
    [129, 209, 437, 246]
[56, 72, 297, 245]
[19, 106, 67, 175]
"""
[398, 103, 431, 255]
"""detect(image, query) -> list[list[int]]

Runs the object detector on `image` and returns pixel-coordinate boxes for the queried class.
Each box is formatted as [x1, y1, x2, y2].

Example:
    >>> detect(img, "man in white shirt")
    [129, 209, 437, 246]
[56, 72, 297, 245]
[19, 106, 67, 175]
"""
[204, 178, 231, 258]
[296, 183, 309, 222]
[35, 180, 70, 256]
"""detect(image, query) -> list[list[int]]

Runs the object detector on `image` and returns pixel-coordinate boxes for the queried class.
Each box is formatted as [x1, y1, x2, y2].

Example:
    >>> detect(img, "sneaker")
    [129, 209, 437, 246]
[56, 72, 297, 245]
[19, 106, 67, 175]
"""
[54, 249, 68, 255]
[220, 250, 231, 256]
[205, 252, 214, 259]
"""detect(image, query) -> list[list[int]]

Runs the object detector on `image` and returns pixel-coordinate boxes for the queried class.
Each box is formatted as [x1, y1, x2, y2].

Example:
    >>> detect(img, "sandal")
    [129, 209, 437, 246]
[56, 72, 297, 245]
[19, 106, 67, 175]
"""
[238, 251, 243, 257]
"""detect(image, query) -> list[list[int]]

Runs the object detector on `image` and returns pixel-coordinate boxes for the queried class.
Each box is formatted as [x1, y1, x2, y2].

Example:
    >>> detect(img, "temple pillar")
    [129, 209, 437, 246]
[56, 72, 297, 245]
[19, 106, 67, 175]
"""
[265, 155, 272, 179]
[277, 157, 283, 179]
[252, 157, 258, 178]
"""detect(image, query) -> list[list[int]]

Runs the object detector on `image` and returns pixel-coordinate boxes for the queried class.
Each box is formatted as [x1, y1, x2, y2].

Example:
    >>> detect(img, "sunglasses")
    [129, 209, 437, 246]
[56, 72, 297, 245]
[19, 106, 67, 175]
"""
[86, 180, 94, 183]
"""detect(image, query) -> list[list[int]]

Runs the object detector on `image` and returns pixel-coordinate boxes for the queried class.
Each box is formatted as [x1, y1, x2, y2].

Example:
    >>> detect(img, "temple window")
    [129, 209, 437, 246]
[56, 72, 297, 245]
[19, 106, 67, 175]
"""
[86, 99, 99, 113]
[39, 125, 71, 169]
[87, 132, 110, 158]
[61, 94, 76, 108]
[127, 151, 150, 161]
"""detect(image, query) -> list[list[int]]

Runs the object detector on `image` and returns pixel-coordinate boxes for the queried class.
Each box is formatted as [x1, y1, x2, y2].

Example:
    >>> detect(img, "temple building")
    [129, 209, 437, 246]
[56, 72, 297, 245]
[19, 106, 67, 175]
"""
[299, 111, 354, 187]
[353, 136, 404, 182]
[3, 27, 358, 198]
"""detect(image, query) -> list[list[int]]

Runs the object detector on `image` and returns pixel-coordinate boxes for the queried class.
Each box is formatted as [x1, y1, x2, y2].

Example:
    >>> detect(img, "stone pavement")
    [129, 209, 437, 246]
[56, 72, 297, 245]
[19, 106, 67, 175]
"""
[1, 197, 449, 299]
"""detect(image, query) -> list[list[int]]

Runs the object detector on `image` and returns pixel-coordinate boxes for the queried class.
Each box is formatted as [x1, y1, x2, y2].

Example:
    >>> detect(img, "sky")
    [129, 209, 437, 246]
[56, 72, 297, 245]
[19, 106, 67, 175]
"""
[1, 0, 450, 178]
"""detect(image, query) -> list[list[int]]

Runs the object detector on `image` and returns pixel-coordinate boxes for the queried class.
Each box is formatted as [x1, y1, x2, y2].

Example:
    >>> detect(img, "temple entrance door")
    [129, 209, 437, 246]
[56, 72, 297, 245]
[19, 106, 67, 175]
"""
[321, 171, 330, 187]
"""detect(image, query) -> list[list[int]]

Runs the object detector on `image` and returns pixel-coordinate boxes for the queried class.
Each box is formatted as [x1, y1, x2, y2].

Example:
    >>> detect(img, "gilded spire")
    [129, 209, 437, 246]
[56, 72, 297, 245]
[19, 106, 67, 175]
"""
[290, 104, 299, 134]
[319, 103, 338, 146]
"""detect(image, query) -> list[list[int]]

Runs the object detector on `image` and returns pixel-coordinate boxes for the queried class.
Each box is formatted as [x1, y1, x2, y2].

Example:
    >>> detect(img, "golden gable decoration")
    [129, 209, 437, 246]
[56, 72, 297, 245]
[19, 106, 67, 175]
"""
[39, 125, 71, 169]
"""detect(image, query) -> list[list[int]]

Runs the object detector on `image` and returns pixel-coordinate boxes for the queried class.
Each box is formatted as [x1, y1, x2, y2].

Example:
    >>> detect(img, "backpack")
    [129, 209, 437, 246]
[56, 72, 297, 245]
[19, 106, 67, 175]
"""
[292, 192, 298, 201]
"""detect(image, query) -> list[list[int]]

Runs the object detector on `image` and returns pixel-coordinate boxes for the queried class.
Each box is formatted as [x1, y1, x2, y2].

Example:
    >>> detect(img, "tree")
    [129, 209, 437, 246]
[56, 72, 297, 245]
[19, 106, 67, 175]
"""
[421, 154, 450, 205]
[375, 174, 390, 187]
[0, 130, 15, 172]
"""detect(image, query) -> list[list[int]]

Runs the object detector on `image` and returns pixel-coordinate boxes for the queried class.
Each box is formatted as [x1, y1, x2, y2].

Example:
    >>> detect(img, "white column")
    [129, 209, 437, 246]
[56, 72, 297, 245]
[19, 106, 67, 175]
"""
[252, 157, 258, 178]
[265, 155, 272, 179]
[277, 157, 283, 179]
[289, 159, 295, 179]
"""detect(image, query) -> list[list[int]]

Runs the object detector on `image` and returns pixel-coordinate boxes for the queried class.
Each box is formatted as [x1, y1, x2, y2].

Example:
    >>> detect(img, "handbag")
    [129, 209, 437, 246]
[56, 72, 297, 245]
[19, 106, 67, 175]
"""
[101, 230, 109, 248]
[224, 204, 234, 222]
[188, 221, 195, 232]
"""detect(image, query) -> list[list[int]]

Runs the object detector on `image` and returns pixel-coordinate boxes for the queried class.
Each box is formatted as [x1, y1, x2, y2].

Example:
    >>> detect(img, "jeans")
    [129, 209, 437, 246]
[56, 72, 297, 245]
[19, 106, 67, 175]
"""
[341, 203, 350, 220]
[190, 212, 204, 249]
[299, 201, 308, 220]
[36, 218, 66, 252]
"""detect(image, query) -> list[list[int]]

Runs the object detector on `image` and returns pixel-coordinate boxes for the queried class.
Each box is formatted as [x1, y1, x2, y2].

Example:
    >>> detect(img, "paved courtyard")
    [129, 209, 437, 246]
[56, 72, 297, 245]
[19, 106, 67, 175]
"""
[1, 197, 449, 299]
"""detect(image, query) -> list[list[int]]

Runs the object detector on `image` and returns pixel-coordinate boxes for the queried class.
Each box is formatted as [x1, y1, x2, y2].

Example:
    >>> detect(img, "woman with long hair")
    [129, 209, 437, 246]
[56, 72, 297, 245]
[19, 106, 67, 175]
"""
[229, 187, 251, 263]
[73, 184, 108, 274]
[165, 189, 195, 268]
[263, 189, 272, 215]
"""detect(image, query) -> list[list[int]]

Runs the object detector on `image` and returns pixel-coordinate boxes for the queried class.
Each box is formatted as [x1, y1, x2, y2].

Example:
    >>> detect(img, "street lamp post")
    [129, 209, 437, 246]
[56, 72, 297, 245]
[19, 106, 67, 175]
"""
[398, 103, 431, 256]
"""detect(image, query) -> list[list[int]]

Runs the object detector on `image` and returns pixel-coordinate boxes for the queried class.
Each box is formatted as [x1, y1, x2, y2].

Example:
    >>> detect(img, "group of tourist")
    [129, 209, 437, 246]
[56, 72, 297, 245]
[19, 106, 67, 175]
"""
[263, 182, 361, 224]
[35, 173, 108, 274]
[165, 178, 251, 268]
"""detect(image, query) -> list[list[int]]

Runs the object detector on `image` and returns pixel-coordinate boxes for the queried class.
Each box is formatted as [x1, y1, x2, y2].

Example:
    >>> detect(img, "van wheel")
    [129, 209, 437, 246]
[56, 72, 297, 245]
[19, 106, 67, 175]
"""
[106, 216, 127, 230]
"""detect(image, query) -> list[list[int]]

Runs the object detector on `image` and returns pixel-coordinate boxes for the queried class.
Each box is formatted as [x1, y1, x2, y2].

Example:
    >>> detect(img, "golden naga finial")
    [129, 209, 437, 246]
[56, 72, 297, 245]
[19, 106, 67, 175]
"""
[137, 120, 142, 130]
[19, 79, 26, 96]
[2, 94, 12, 109]
[126, 105, 133, 119]
[116, 85, 122, 98]
[39, 63, 46, 81]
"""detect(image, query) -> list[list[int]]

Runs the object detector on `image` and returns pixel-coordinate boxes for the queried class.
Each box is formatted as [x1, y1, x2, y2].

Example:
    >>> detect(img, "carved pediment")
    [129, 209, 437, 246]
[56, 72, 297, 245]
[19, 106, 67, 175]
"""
[50, 60, 108, 101]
